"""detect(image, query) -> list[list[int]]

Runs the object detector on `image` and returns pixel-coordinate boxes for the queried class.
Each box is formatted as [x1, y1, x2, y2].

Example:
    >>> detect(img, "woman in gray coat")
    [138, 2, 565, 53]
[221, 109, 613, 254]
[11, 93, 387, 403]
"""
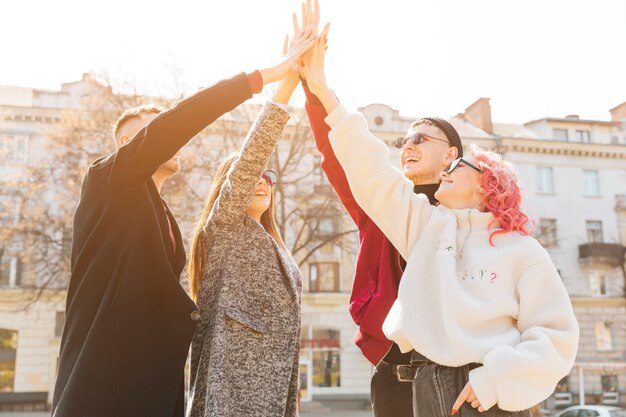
[186, 51, 307, 417]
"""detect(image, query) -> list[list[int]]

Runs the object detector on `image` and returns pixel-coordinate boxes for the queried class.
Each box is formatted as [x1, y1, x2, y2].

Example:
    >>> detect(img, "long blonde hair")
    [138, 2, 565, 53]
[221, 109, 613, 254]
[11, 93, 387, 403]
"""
[188, 153, 288, 301]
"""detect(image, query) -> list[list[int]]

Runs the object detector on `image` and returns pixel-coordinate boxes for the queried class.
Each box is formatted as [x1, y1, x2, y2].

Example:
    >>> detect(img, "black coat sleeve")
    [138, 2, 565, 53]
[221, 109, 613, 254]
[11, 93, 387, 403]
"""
[107, 72, 253, 188]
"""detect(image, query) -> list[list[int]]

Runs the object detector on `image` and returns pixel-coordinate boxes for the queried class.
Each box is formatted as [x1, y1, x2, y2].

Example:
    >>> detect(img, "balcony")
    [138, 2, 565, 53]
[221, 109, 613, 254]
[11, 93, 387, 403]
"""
[578, 243, 626, 268]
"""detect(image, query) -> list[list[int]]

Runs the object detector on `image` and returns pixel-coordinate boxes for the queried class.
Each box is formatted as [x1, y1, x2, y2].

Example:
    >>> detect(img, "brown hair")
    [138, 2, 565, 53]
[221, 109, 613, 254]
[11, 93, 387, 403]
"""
[112, 104, 165, 143]
[188, 153, 288, 301]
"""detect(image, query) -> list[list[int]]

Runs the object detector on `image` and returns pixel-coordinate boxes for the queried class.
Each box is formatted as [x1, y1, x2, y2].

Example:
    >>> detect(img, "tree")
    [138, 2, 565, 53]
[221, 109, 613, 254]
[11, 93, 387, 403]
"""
[1, 74, 173, 303]
[2, 73, 357, 302]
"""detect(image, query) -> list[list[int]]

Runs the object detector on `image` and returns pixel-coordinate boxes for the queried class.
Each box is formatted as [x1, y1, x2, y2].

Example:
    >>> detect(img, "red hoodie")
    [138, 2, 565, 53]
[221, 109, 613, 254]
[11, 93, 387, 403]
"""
[303, 86, 438, 365]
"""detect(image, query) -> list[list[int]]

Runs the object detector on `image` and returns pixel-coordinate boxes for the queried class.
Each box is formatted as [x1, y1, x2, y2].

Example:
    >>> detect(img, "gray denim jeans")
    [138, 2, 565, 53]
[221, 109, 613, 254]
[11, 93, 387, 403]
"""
[412, 361, 531, 417]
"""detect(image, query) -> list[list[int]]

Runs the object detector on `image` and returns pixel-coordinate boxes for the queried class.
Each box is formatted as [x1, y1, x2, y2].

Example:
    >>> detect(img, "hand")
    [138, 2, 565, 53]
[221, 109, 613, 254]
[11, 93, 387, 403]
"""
[259, 26, 315, 85]
[301, 34, 338, 112]
[452, 382, 485, 415]
[272, 35, 301, 104]
[294, 0, 324, 79]
[272, 2, 319, 103]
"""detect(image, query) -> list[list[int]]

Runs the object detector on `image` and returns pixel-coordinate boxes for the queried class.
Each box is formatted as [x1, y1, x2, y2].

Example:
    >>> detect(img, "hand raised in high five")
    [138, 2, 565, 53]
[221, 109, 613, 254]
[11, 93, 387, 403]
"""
[259, 25, 315, 85]
[272, 2, 320, 103]
[301, 31, 338, 113]
[278, 0, 325, 87]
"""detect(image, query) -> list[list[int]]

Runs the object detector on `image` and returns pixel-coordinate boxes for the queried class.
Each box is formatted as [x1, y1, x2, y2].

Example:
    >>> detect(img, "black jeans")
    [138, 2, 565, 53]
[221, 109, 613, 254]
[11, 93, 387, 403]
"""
[412, 362, 531, 417]
[371, 361, 414, 417]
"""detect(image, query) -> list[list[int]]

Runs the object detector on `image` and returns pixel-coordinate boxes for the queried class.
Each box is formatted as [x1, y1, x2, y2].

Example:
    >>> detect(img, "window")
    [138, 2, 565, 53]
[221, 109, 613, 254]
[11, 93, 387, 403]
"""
[537, 218, 557, 247]
[309, 262, 340, 292]
[596, 321, 612, 351]
[55, 311, 66, 338]
[589, 271, 608, 296]
[301, 326, 341, 388]
[320, 243, 335, 255]
[574, 130, 591, 143]
[0, 134, 29, 164]
[316, 218, 335, 238]
[582, 170, 599, 196]
[602, 375, 618, 393]
[579, 411, 601, 417]
[0, 256, 22, 287]
[313, 155, 329, 186]
[0, 195, 20, 227]
[553, 129, 568, 141]
[586, 220, 604, 243]
[536, 167, 554, 193]
[0, 329, 18, 392]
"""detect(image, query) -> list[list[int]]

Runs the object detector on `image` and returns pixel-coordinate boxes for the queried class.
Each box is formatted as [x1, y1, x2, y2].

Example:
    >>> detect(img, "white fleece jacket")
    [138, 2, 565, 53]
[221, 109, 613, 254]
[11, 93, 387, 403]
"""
[325, 104, 579, 412]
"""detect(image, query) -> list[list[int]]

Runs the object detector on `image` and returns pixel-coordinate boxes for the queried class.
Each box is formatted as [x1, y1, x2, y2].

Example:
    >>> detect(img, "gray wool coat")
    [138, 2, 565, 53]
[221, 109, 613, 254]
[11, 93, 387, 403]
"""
[187, 102, 302, 417]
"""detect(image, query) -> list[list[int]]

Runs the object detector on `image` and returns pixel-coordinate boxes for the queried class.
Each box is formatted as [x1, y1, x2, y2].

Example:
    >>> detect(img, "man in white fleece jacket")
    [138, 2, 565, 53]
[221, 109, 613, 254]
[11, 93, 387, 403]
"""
[301, 39, 579, 416]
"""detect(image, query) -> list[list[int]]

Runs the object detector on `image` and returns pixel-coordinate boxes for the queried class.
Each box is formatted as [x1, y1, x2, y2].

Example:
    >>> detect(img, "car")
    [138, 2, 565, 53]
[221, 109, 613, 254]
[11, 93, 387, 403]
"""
[554, 405, 626, 417]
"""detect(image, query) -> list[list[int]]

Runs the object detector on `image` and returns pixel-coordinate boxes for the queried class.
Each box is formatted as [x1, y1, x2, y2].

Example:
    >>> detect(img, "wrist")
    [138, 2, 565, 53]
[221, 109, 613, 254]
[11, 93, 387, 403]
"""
[258, 67, 277, 85]
[273, 77, 299, 105]
[318, 89, 340, 113]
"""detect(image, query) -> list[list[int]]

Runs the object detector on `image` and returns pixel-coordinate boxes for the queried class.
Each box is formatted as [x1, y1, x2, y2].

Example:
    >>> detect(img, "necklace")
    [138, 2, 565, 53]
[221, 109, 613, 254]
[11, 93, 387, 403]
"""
[459, 208, 473, 260]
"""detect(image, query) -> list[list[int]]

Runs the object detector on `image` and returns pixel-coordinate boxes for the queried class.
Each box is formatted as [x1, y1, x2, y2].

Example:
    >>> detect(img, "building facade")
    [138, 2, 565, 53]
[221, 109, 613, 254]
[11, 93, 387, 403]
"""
[1, 77, 625, 411]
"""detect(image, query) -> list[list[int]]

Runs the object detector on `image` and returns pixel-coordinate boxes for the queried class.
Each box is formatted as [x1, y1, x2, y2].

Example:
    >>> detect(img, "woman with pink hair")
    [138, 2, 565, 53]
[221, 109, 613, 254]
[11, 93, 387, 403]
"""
[301, 39, 579, 416]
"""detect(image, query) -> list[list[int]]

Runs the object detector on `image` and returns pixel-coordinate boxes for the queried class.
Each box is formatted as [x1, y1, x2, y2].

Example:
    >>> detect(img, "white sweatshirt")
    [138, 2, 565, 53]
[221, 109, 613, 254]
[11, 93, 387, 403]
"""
[325, 105, 579, 412]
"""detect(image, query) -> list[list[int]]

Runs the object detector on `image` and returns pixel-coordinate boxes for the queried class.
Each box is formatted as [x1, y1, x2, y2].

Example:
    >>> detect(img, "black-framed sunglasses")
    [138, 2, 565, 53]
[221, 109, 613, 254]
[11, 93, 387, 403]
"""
[261, 169, 278, 187]
[446, 158, 482, 174]
[394, 132, 450, 149]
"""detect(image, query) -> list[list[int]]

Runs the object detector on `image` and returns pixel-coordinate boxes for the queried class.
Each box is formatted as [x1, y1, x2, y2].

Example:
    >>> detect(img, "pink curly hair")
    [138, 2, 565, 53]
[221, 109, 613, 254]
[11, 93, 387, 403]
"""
[470, 144, 534, 245]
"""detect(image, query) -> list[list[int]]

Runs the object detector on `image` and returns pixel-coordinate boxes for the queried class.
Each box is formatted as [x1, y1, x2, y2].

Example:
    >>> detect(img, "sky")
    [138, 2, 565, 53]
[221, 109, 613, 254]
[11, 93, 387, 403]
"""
[2, 0, 625, 123]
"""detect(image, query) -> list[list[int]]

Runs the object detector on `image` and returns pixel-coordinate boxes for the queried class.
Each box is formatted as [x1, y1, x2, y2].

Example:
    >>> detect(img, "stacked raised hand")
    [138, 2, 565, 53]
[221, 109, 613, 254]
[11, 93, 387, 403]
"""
[273, 0, 330, 104]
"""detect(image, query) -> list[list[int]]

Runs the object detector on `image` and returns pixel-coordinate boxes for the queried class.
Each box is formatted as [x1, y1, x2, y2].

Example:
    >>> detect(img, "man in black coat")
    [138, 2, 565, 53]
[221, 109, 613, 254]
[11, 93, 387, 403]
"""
[51, 30, 315, 417]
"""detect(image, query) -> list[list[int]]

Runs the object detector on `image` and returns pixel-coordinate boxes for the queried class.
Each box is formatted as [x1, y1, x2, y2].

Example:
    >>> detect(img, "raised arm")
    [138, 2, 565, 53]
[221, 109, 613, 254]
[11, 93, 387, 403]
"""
[108, 73, 256, 189]
[205, 26, 314, 230]
[467, 259, 579, 411]
[206, 101, 289, 230]
[106, 27, 315, 190]
[303, 83, 368, 230]
[302, 41, 434, 258]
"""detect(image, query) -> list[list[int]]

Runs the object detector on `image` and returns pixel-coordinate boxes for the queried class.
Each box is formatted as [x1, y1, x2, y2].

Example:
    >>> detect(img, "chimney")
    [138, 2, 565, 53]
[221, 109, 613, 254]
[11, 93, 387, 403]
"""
[463, 97, 493, 133]
[610, 102, 626, 122]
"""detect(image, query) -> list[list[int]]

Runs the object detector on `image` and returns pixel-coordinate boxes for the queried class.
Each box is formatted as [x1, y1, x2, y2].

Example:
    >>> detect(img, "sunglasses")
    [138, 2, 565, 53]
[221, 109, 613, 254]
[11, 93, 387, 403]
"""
[394, 132, 450, 149]
[261, 169, 278, 187]
[446, 158, 482, 174]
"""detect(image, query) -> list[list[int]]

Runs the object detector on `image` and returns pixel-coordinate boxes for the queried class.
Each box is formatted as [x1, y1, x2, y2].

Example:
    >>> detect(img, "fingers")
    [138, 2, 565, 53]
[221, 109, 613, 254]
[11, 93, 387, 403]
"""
[313, 0, 320, 29]
[320, 22, 330, 44]
[283, 34, 289, 56]
[320, 22, 330, 40]
[292, 12, 300, 35]
[451, 383, 470, 415]
[292, 27, 313, 45]
[316, 37, 326, 63]
[306, 0, 313, 26]
[301, 2, 307, 29]
[288, 32, 316, 59]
